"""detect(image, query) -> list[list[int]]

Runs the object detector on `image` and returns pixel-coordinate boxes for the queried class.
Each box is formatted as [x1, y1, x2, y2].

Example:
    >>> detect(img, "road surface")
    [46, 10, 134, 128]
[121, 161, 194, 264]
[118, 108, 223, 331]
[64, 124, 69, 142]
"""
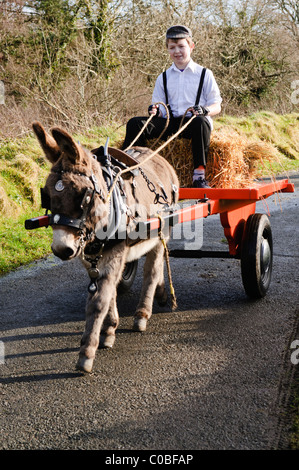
[0, 176, 298, 451]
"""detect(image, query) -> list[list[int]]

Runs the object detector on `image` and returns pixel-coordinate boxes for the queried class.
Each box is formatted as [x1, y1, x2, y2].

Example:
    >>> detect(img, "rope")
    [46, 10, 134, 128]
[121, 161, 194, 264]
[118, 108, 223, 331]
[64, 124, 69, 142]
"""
[124, 101, 170, 151]
[124, 114, 154, 151]
[157, 214, 177, 311]
[163, 106, 194, 160]
[105, 109, 196, 203]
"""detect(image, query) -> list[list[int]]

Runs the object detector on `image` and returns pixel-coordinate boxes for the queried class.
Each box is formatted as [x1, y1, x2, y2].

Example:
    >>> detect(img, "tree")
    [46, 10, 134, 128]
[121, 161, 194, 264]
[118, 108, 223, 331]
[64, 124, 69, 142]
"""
[268, 0, 299, 43]
[26, 0, 81, 81]
[80, 0, 117, 76]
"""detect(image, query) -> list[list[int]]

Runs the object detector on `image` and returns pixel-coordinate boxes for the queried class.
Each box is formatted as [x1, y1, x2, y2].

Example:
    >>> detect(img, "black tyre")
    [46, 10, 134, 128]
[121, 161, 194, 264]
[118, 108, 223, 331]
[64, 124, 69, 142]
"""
[241, 214, 273, 299]
[118, 260, 138, 293]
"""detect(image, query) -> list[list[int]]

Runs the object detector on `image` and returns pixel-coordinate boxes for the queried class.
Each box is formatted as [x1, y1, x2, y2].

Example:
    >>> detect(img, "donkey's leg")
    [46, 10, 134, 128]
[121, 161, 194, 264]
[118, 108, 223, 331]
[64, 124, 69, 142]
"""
[77, 248, 127, 373]
[99, 294, 119, 349]
[134, 241, 165, 332]
[155, 262, 168, 306]
[76, 283, 116, 373]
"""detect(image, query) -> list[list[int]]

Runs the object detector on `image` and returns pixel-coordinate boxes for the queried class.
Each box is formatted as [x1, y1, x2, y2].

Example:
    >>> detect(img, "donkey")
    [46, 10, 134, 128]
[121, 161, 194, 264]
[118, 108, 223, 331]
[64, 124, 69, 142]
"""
[32, 122, 179, 373]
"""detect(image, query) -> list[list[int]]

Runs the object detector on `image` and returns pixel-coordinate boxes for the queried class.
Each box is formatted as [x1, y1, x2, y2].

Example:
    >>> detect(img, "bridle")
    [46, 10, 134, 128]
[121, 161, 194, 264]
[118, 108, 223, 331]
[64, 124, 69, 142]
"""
[41, 172, 104, 231]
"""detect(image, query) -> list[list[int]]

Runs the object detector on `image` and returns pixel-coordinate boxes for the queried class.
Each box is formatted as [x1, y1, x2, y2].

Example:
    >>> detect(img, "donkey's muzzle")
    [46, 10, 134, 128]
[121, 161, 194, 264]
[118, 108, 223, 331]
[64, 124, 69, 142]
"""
[51, 245, 76, 260]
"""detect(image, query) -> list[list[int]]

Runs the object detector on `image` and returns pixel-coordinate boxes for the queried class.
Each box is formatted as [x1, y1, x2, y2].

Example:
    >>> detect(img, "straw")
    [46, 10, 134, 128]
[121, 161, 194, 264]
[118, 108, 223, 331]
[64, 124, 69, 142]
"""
[147, 129, 279, 188]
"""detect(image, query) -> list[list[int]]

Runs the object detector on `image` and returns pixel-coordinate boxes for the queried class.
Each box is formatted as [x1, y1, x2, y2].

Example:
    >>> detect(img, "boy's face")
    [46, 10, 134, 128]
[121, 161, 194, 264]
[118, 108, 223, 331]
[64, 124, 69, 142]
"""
[167, 38, 194, 69]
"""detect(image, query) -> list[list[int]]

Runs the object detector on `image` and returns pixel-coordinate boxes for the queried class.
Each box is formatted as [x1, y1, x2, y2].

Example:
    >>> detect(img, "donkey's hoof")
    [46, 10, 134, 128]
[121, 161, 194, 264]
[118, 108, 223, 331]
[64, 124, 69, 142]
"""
[133, 317, 147, 332]
[99, 334, 115, 349]
[76, 356, 94, 373]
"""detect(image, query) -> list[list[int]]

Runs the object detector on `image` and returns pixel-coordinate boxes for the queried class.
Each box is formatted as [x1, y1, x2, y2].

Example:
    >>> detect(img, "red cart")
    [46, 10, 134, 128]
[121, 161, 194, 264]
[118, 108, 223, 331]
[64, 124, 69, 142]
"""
[138, 178, 295, 299]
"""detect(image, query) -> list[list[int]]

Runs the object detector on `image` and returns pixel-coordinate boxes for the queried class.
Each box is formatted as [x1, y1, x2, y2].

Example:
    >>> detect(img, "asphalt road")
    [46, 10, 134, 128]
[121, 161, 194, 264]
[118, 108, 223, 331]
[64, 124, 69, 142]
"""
[0, 176, 298, 451]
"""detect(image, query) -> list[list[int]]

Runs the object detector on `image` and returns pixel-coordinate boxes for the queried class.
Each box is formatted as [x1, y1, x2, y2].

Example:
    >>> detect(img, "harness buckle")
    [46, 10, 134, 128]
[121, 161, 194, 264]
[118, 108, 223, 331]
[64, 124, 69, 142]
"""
[81, 187, 94, 209]
[91, 174, 101, 194]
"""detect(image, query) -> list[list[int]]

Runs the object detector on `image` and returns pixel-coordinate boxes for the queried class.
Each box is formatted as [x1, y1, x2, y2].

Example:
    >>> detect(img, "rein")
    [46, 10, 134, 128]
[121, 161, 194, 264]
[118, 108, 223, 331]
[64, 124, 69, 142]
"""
[124, 101, 170, 151]
[106, 106, 196, 203]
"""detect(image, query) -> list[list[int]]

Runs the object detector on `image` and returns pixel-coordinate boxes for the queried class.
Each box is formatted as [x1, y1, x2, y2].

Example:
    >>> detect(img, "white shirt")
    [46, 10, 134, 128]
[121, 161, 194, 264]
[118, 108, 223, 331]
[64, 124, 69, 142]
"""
[152, 59, 222, 130]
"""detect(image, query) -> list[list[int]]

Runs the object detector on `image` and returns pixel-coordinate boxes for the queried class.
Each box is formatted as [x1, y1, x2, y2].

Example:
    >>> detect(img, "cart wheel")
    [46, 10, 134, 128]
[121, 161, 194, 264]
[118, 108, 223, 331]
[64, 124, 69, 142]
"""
[118, 260, 138, 293]
[241, 214, 273, 299]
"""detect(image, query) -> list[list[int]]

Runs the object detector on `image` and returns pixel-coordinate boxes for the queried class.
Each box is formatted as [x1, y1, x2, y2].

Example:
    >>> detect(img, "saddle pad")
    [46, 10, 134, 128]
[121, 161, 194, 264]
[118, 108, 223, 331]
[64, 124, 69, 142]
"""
[108, 147, 140, 167]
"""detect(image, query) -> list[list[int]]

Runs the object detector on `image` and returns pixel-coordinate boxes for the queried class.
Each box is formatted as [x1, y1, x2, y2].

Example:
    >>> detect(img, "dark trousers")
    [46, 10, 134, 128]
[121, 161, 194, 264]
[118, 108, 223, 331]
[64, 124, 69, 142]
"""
[122, 115, 211, 168]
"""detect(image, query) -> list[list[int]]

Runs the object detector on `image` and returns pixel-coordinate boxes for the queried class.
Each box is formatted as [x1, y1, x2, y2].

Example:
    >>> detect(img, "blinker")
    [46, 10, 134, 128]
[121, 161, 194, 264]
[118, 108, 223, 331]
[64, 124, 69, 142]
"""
[40, 187, 51, 210]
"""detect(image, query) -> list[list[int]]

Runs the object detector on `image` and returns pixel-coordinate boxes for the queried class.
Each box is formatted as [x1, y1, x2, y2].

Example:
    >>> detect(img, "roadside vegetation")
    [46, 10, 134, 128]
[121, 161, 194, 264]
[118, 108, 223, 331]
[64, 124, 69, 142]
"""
[0, 1, 298, 136]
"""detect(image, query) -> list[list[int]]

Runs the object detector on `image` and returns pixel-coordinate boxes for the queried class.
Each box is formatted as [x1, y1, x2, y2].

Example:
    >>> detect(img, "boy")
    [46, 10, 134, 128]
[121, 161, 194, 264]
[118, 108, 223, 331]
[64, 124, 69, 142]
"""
[122, 25, 222, 188]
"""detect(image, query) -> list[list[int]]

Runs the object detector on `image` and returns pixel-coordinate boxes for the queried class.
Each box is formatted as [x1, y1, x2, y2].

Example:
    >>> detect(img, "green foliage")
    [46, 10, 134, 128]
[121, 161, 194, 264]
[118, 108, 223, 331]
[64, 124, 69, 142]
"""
[80, 0, 118, 76]
[29, 0, 80, 83]
[216, 25, 285, 105]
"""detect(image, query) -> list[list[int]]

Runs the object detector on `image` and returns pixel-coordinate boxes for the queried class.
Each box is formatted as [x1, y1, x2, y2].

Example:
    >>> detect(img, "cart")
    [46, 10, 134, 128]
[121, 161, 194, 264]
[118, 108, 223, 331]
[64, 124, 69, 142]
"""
[137, 178, 295, 299]
[25, 178, 295, 299]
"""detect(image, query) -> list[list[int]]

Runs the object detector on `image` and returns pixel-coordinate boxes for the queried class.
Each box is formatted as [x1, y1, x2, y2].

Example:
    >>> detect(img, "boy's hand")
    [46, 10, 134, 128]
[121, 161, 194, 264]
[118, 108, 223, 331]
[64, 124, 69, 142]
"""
[148, 104, 160, 116]
[192, 105, 210, 116]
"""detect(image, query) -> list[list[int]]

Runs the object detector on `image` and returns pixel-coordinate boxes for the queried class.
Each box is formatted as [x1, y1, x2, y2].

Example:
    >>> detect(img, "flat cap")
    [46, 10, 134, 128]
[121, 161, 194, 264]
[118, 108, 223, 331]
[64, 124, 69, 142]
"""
[166, 25, 192, 39]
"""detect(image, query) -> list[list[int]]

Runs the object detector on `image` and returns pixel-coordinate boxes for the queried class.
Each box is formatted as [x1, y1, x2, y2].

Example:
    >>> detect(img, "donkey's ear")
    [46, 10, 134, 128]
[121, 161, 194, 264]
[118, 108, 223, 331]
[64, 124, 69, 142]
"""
[51, 127, 81, 164]
[32, 122, 61, 164]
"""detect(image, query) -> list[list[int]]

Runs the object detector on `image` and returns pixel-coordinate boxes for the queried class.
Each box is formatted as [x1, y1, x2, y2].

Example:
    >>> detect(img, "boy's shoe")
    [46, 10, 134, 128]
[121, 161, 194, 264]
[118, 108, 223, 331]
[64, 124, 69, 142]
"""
[192, 177, 210, 189]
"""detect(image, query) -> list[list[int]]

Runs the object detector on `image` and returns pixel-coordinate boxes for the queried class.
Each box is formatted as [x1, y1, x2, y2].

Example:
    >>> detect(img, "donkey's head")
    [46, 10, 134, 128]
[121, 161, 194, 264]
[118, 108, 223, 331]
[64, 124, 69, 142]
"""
[33, 122, 109, 261]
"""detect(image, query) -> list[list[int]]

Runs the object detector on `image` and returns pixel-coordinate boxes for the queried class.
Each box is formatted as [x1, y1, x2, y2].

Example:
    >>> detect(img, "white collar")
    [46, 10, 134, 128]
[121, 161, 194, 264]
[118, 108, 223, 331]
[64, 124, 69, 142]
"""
[171, 59, 195, 73]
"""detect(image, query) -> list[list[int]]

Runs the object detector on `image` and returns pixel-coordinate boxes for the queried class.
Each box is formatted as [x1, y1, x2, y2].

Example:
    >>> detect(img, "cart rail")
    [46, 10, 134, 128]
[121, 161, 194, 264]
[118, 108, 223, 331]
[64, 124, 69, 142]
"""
[178, 178, 294, 201]
[138, 178, 295, 257]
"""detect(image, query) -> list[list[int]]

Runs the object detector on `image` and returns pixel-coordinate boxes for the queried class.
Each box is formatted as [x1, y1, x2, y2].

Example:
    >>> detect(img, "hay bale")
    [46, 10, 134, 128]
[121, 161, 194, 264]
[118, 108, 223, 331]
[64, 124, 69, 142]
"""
[206, 131, 252, 188]
[146, 129, 278, 188]
[146, 137, 193, 187]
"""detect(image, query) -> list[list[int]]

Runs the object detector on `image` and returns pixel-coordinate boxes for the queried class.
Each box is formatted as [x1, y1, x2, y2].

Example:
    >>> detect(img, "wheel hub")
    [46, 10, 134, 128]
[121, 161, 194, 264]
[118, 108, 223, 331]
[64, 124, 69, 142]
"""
[261, 237, 271, 274]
